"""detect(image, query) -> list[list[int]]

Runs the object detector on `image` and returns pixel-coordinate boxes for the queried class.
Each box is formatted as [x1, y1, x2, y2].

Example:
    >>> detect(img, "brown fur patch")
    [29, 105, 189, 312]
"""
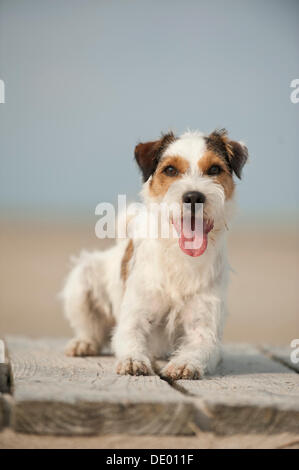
[198, 151, 235, 199]
[205, 129, 232, 164]
[135, 132, 176, 182]
[205, 129, 248, 179]
[149, 156, 190, 198]
[120, 239, 134, 283]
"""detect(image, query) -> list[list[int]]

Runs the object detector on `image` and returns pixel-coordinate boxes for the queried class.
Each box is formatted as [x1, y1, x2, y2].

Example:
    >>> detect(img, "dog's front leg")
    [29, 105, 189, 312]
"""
[161, 293, 224, 380]
[112, 286, 165, 376]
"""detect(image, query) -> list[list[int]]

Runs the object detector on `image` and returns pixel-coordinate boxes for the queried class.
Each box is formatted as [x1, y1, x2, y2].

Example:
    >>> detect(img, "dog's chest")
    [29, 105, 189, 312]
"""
[131, 239, 226, 310]
[149, 241, 221, 302]
[163, 255, 212, 300]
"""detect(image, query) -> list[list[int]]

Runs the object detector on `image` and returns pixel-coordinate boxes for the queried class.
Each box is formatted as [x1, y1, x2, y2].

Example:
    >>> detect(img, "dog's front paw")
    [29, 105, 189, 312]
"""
[161, 361, 201, 380]
[65, 338, 99, 357]
[116, 357, 154, 376]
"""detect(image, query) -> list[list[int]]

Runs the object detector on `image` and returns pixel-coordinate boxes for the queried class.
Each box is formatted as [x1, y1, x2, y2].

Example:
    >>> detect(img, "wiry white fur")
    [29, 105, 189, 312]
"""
[163, 130, 207, 172]
[62, 130, 238, 380]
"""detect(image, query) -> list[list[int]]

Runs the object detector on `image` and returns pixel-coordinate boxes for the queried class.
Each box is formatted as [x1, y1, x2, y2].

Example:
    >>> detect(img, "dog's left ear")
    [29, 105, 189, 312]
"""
[206, 129, 248, 179]
[227, 140, 248, 179]
[135, 132, 176, 182]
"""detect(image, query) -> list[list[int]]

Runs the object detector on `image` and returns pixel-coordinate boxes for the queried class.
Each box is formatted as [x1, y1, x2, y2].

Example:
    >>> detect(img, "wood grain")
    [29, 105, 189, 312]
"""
[0, 340, 10, 394]
[0, 396, 4, 430]
[4, 337, 299, 436]
[5, 336, 194, 436]
[0, 339, 11, 430]
[172, 344, 299, 435]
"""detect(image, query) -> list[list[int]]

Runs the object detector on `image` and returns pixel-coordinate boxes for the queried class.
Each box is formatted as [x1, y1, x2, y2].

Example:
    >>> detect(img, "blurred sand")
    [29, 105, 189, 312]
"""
[0, 220, 298, 344]
[0, 429, 298, 449]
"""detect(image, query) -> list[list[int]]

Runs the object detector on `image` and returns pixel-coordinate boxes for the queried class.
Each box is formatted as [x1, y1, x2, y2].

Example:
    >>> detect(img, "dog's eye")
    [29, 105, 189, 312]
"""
[163, 165, 178, 177]
[207, 165, 222, 176]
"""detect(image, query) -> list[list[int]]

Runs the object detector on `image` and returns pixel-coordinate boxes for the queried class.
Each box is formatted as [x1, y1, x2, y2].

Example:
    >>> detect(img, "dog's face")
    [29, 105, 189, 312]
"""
[135, 130, 248, 257]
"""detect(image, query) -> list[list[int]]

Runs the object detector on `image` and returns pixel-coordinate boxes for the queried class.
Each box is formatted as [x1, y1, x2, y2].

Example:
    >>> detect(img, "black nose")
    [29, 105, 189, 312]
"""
[182, 191, 206, 206]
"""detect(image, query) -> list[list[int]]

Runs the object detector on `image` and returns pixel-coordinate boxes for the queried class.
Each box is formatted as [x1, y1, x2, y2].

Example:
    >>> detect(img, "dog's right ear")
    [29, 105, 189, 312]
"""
[134, 140, 160, 182]
[134, 132, 176, 182]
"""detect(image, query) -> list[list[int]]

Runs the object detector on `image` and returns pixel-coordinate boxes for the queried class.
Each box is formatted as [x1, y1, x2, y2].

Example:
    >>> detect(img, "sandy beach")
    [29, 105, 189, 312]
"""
[0, 220, 298, 344]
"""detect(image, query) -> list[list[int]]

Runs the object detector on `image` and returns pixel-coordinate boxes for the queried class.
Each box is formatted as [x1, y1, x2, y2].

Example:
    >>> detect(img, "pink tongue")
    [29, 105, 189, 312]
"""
[172, 218, 212, 257]
[179, 226, 208, 257]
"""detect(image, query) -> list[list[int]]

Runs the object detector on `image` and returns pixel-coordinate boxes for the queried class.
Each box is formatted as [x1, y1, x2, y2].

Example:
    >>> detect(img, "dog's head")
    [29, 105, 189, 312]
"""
[135, 129, 248, 257]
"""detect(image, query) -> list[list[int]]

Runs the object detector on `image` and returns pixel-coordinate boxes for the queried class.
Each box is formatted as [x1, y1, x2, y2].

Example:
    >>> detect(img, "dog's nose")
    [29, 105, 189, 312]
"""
[182, 191, 206, 206]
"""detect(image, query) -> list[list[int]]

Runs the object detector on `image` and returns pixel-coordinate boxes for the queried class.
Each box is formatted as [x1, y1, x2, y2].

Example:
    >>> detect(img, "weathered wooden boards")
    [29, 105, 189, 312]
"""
[0, 340, 11, 430]
[1, 337, 299, 436]
[3, 337, 193, 436]
[175, 344, 299, 435]
[0, 340, 10, 394]
[262, 345, 299, 373]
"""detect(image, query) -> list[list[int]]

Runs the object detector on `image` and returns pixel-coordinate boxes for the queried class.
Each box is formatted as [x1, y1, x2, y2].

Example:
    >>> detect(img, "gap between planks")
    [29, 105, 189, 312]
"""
[259, 345, 299, 374]
[1, 337, 299, 436]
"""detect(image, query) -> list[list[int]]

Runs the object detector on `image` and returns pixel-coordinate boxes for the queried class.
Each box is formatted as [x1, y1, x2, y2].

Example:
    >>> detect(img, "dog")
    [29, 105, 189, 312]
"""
[62, 129, 248, 380]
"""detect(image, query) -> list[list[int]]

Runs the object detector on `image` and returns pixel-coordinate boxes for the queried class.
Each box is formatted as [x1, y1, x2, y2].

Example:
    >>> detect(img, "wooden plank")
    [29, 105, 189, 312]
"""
[261, 345, 299, 373]
[0, 395, 4, 430]
[0, 394, 13, 431]
[1, 427, 299, 449]
[0, 339, 10, 393]
[171, 344, 299, 435]
[0, 338, 11, 430]
[5, 336, 194, 436]
[5, 337, 299, 436]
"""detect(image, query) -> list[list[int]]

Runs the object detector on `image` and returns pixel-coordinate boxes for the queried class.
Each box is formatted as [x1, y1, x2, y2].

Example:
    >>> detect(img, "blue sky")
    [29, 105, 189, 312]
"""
[0, 0, 298, 221]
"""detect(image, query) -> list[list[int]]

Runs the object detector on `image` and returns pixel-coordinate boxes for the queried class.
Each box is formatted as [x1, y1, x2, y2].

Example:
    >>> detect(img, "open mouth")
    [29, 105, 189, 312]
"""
[172, 214, 214, 257]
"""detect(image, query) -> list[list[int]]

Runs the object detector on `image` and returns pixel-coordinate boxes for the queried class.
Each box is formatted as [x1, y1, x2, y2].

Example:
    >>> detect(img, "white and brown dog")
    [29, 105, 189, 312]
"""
[62, 129, 248, 380]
